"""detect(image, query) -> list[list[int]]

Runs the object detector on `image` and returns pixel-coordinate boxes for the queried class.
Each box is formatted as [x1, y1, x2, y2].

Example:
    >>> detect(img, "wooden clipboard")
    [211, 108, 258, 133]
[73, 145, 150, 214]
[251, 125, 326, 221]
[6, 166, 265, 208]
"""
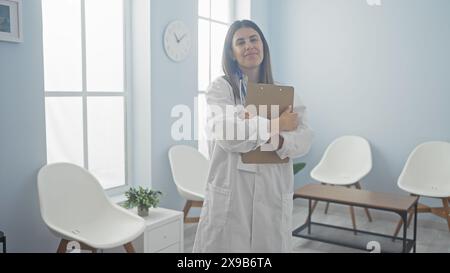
[241, 82, 294, 164]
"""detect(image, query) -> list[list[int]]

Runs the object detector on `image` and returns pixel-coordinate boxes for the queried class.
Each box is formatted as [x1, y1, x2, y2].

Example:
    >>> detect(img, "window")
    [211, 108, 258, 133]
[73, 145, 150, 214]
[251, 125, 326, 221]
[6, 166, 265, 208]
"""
[42, 0, 129, 190]
[197, 0, 234, 158]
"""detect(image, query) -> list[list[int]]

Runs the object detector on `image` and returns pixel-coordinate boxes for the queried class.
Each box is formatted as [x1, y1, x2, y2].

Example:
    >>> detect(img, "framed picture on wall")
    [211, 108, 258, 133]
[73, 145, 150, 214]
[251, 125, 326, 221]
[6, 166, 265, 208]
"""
[0, 0, 22, 43]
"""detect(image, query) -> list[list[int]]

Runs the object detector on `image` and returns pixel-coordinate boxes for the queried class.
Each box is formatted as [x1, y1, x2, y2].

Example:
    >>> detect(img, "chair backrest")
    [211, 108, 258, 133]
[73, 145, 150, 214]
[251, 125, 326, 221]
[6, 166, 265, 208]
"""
[315, 136, 372, 177]
[398, 141, 450, 193]
[168, 145, 209, 199]
[37, 163, 112, 231]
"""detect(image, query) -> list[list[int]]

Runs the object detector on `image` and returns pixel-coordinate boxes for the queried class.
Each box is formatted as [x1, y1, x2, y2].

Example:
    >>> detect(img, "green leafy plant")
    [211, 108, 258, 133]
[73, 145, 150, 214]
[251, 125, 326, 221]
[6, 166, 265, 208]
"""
[293, 162, 306, 175]
[124, 187, 162, 216]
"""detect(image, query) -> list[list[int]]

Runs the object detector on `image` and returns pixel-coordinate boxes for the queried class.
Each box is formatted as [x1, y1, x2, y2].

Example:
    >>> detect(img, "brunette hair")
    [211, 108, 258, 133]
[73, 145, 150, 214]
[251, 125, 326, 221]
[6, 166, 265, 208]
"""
[222, 20, 274, 103]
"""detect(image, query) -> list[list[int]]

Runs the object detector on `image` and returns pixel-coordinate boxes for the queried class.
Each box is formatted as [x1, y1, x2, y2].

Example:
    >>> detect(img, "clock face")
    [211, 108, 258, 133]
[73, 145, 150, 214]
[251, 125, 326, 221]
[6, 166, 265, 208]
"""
[164, 21, 191, 62]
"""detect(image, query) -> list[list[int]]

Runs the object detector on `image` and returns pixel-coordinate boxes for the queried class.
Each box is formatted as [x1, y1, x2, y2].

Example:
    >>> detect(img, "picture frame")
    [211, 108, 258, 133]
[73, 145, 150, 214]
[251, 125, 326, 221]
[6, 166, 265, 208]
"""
[0, 0, 22, 43]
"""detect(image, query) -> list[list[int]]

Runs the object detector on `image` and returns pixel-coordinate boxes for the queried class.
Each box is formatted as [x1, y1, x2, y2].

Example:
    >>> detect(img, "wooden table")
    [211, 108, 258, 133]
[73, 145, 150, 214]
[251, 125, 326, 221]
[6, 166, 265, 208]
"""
[293, 184, 419, 253]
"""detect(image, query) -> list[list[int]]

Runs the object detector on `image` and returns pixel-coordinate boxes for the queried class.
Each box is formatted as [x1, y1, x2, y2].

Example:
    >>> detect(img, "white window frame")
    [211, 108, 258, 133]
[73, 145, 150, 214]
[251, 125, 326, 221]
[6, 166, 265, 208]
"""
[198, 0, 235, 92]
[197, 0, 236, 158]
[43, 0, 132, 193]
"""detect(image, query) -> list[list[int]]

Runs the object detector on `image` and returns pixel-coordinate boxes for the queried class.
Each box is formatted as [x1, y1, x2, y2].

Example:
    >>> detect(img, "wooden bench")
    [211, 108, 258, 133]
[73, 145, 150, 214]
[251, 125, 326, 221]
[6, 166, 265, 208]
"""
[293, 184, 419, 253]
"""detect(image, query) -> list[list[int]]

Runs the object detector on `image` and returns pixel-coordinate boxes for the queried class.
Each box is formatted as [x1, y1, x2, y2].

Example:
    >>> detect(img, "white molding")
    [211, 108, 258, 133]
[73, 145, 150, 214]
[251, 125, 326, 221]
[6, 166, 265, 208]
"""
[131, 0, 152, 188]
[80, 0, 89, 170]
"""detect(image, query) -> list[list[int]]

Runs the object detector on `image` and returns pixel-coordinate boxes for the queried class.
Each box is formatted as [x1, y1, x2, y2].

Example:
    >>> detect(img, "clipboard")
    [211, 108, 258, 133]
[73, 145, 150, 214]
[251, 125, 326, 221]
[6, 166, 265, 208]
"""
[241, 82, 294, 164]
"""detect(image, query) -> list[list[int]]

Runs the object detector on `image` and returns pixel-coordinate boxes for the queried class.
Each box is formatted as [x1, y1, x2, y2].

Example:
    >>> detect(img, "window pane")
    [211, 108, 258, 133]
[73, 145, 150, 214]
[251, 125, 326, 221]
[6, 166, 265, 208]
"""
[198, 0, 210, 18]
[42, 0, 82, 92]
[210, 22, 228, 82]
[198, 19, 210, 91]
[87, 97, 125, 189]
[211, 0, 231, 23]
[85, 0, 124, 92]
[45, 97, 84, 166]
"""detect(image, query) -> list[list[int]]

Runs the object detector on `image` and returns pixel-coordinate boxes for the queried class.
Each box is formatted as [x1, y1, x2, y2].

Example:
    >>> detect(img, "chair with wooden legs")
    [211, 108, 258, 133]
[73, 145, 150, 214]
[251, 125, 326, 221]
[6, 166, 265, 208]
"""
[310, 136, 373, 233]
[38, 163, 145, 253]
[169, 145, 208, 223]
[392, 142, 450, 238]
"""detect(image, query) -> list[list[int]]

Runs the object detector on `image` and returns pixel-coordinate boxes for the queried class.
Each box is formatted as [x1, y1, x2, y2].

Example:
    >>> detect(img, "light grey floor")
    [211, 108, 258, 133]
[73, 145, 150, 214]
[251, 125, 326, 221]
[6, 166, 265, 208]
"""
[184, 199, 450, 253]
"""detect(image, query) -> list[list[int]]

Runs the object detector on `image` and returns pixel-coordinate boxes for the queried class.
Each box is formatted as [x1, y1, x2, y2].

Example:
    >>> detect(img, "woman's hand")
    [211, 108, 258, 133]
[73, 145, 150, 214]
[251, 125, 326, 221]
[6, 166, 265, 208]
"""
[244, 105, 298, 133]
[243, 106, 256, 119]
[272, 106, 298, 133]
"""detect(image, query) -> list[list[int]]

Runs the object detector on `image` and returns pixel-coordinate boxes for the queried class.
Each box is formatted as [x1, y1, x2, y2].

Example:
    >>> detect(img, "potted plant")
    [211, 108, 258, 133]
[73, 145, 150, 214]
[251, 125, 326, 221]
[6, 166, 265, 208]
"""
[293, 162, 306, 176]
[123, 187, 162, 217]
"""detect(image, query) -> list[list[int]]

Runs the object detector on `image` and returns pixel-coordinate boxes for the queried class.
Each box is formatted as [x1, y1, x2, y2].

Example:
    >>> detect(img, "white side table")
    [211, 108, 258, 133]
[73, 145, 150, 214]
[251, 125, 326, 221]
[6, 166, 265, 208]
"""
[131, 207, 184, 253]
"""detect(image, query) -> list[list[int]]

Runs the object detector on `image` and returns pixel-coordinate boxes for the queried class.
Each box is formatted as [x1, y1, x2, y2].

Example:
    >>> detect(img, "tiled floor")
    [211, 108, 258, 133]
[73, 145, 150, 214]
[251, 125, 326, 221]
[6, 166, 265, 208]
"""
[184, 199, 450, 253]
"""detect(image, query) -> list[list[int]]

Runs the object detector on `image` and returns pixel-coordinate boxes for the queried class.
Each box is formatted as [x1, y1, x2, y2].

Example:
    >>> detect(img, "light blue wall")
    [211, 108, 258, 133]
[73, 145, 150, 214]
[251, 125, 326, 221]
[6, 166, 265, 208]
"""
[0, 1, 55, 252]
[269, 0, 450, 203]
[150, 0, 198, 210]
[251, 0, 272, 45]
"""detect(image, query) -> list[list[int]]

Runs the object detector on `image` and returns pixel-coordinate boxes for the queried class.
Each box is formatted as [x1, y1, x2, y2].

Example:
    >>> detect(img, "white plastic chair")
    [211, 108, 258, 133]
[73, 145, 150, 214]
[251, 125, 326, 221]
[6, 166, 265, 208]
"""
[310, 136, 373, 232]
[393, 141, 450, 237]
[37, 163, 145, 253]
[168, 145, 208, 223]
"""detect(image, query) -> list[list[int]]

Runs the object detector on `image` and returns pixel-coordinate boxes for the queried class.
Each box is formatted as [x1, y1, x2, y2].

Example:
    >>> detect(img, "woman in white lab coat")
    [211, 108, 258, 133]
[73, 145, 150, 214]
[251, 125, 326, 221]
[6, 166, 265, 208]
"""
[193, 20, 313, 253]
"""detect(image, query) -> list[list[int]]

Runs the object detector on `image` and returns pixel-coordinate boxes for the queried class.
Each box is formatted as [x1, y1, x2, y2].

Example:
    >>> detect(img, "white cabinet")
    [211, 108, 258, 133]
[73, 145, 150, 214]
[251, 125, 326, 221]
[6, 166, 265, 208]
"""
[132, 207, 184, 253]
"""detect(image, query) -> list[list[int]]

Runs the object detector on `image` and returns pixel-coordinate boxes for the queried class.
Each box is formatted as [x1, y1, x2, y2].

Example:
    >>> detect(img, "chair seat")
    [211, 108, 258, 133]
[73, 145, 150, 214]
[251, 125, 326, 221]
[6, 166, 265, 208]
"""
[177, 187, 205, 202]
[398, 184, 450, 198]
[50, 208, 145, 249]
[311, 172, 365, 186]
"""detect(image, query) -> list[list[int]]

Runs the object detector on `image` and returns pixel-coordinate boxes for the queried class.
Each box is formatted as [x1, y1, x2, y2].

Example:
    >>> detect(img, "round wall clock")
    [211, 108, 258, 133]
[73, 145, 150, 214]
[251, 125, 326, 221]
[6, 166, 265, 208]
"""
[164, 20, 191, 62]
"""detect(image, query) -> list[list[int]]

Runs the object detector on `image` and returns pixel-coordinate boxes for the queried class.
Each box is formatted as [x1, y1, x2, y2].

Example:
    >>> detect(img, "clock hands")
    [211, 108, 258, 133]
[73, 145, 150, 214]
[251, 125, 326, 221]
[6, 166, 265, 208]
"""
[174, 32, 187, 43]
[174, 33, 180, 43]
[178, 33, 187, 42]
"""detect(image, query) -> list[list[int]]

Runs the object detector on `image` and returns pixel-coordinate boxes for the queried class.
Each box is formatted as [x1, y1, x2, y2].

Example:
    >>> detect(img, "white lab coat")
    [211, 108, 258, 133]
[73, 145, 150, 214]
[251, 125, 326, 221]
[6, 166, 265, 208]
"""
[192, 77, 313, 253]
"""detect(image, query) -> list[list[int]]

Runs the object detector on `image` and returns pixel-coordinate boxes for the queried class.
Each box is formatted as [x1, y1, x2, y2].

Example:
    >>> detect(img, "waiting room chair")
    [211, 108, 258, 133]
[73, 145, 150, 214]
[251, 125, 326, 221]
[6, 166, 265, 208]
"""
[37, 163, 145, 253]
[393, 141, 450, 237]
[310, 136, 373, 233]
[168, 145, 208, 223]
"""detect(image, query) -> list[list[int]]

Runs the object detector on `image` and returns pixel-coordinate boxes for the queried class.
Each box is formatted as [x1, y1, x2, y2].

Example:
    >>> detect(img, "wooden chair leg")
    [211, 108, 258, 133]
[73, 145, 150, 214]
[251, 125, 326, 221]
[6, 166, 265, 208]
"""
[183, 200, 193, 223]
[324, 202, 330, 214]
[183, 200, 204, 223]
[355, 182, 373, 222]
[393, 208, 414, 239]
[344, 185, 357, 234]
[392, 218, 403, 239]
[123, 242, 136, 253]
[57, 239, 69, 253]
[303, 200, 319, 224]
[349, 206, 357, 235]
[312, 183, 327, 214]
[322, 183, 332, 214]
[442, 198, 450, 231]
[311, 200, 318, 214]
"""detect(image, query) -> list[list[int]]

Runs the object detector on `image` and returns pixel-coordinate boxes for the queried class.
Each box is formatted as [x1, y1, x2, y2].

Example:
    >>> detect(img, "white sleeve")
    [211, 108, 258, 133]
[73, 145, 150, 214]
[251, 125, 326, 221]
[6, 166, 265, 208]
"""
[205, 77, 275, 153]
[276, 93, 314, 160]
